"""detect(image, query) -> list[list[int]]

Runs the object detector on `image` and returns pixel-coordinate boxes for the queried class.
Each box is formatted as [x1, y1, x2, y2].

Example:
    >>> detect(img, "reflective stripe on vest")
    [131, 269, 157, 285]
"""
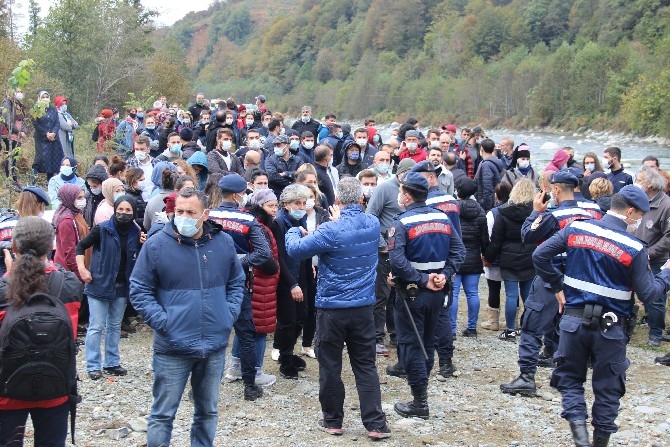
[400, 213, 451, 225]
[570, 221, 643, 252]
[563, 275, 632, 301]
[409, 260, 446, 271]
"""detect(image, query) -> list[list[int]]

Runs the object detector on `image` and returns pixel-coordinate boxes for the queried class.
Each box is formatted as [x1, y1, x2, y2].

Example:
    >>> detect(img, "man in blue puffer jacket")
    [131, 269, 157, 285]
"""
[285, 177, 391, 440]
[129, 188, 245, 447]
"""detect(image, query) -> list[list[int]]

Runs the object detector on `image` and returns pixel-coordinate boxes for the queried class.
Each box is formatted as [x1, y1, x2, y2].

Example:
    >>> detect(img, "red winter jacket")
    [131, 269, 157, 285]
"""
[252, 222, 279, 334]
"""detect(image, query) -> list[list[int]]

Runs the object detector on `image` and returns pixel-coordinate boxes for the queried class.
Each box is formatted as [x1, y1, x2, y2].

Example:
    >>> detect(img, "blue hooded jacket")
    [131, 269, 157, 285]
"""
[187, 151, 209, 190]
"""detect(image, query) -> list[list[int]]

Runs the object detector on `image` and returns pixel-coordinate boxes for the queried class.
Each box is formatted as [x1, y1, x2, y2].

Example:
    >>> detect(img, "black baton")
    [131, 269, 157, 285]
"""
[398, 285, 429, 361]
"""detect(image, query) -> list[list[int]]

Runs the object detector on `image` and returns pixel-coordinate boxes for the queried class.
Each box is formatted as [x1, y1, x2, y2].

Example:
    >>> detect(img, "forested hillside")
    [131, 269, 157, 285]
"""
[2, 0, 670, 135]
[170, 0, 670, 135]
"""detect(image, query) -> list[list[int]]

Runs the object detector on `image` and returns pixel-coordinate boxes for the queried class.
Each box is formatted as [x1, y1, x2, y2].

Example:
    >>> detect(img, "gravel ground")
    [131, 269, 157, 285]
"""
[20, 296, 670, 447]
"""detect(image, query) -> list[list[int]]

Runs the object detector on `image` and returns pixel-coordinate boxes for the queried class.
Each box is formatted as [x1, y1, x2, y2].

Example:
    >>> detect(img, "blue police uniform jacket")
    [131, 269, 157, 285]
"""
[285, 205, 379, 309]
[209, 202, 272, 271]
[522, 199, 593, 269]
[426, 186, 462, 237]
[574, 191, 604, 220]
[388, 202, 465, 287]
[533, 214, 670, 318]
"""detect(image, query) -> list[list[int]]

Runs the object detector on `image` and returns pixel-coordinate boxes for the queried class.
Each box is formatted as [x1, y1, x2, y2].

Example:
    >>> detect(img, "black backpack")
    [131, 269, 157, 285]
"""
[91, 124, 99, 142]
[0, 271, 77, 401]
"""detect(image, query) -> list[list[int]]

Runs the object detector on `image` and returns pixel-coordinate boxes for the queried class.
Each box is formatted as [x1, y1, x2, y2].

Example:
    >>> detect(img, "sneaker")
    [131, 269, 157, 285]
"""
[225, 357, 242, 381]
[368, 424, 392, 440]
[461, 328, 477, 337]
[317, 419, 343, 436]
[301, 346, 316, 358]
[498, 329, 519, 342]
[648, 338, 662, 348]
[88, 370, 103, 380]
[255, 368, 276, 387]
[271, 348, 280, 361]
[376, 344, 390, 357]
[103, 365, 127, 376]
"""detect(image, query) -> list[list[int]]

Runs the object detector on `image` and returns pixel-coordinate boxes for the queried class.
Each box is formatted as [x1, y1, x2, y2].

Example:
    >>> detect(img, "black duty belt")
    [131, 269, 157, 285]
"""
[563, 306, 623, 331]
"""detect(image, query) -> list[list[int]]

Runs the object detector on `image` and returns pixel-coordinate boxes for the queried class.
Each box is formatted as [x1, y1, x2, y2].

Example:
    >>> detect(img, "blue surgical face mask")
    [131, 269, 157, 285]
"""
[170, 143, 182, 154]
[60, 165, 73, 176]
[289, 208, 306, 220]
[274, 147, 285, 157]
[174, 212, 204, 237]
[145, 125, 155, 130]
[114, 192, 124, 201]
[338, 131, 344, 139]
[59, 104, 68, 113]
[137, 112, 144, 118]
[290, 140, 300, 150]
[348, 151, 360, 161]
[376, 163, 389, 174]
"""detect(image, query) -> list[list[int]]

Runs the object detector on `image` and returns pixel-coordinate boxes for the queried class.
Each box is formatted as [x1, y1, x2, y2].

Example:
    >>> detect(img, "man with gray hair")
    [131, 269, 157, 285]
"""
[634, 164, 670, 346]
[285, 177, 391, 440]
[291, 105, 321, 137]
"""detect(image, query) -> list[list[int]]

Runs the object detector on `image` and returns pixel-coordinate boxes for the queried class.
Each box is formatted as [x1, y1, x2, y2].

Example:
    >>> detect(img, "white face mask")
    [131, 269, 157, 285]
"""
[518, 160, 530, 169]
[584, 163, 595, 172]
[406, 142, 418, 152]
[14, 92, 23, 101]
[220, 140, 232, 151]
[248, 139, 261, 149]
[362, 186, 375, 198]
[306, 198, 315, 210]
[397, 193, 405, 208]
[430, 140, 440, 149]
[225, 118, 234, 125]
[303, 141, 314, 150]
[607, 210, 642, 233]
[135, 151, 148, 162]
[356, 138, 368, 147]
[75, 198, 87, 210]
[602, 157, 612, 168]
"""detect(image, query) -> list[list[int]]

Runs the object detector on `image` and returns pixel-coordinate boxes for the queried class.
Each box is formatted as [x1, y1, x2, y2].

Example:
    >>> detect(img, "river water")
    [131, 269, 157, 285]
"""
[377, 125, 670, 172]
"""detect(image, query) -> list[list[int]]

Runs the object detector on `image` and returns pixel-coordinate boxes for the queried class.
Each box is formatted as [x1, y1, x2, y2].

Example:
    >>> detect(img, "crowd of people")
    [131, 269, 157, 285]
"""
[1, 90, 670, 447]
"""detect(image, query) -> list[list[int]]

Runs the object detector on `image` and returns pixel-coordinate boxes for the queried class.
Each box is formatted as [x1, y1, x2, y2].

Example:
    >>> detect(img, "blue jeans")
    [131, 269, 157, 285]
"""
[85, 293, 126, 371]
[503, 279, 533, 330]
[450, 274, 481, 331]
[147, 349, 226, 447]
[232, 333, 267, 369]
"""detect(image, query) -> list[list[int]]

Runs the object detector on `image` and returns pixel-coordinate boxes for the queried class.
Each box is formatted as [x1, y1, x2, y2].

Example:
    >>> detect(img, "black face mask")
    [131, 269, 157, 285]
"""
[129, 113, 137, 119]
[115, 212, 134, 224]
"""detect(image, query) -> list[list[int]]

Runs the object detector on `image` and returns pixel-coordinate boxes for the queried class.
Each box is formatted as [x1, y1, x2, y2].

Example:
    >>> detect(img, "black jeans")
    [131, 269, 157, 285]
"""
[274, 291, 306, 357]
[3, 139, 18, 182]
[315, 305, 387, 431]
[0, 402, 69, 446]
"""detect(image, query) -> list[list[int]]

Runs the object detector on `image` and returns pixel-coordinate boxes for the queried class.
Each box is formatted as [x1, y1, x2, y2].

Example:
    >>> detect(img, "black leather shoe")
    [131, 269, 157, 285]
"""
[386, 363, 407, 378]
[461, 328, 477, 337]
[538, 348, 555, 368]
[654, 352, 670, 366]
[88, 370, 103, 380]
[244, 384, 263, 401]
[569, 420, 591, 447]
[279, 355, 299, 379]
[500, 372, 536, 396]
[103, 365, 127, 376]
[438, 360, 456, 378]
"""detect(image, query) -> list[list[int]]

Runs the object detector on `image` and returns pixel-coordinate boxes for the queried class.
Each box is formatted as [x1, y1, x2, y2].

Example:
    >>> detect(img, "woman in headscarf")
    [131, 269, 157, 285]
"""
[54, 184, 91, 282]
[47, 156, 85, 209]
[76, 195, 142, 380]
[93, 178, 125, 225]
[31, 90, 64, 180]
[54, 96, 78, 157]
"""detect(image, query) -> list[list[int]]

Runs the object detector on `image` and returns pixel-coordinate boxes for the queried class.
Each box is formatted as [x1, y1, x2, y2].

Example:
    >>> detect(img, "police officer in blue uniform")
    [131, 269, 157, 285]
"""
[411, 161, 461, 378]
[533, 185, 670, 447]
[388, 171, 465, 419]
[209, 174, 275, 401]
[568, 166, 604, 220]
[501, 171, 593, 396]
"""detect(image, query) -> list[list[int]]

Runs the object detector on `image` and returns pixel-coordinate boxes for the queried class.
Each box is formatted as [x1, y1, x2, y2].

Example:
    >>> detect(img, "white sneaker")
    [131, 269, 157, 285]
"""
[271, 349, 280, 361]
[255, 368, 277, 387]
[301, 346, 316, 359]
[224, 357, 242, 381]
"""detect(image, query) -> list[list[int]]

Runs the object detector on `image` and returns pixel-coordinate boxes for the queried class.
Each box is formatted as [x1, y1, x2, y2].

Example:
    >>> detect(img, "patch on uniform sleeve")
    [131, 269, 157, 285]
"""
[530, 214, 542, 230]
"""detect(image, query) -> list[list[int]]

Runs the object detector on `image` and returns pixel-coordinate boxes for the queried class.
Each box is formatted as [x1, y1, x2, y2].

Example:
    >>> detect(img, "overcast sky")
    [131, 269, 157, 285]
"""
[15, 0, 213, 36]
